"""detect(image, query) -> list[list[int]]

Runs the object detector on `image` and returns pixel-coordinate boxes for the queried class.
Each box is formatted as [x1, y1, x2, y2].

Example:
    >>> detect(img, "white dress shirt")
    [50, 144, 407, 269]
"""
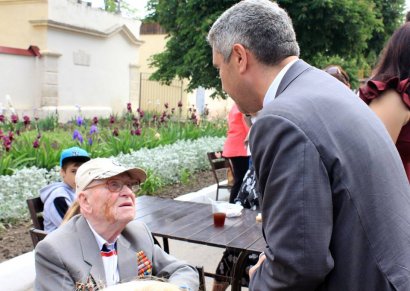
[263, 58, 299, 106]
[87, 221, 120, 286]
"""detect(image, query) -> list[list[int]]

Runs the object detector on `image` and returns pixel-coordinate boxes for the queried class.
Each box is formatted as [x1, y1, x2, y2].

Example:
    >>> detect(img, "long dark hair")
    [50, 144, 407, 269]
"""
[373, 22, 410, 82]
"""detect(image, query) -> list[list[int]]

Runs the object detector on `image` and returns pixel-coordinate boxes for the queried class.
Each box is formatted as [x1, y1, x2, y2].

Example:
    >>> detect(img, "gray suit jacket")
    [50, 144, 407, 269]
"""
[34, 215, 199, 290]
[249, 60, 410, 291]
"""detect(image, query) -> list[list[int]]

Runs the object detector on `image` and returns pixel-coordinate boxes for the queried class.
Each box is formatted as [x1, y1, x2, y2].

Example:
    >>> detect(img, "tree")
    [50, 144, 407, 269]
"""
[104, 0, 139, 19]
[146, 0, 236, 98]
[365, 0, 405, 66]
[147, 0, 404, 97]
[278, 1, 379, 62]
[104, 0, 120, 13]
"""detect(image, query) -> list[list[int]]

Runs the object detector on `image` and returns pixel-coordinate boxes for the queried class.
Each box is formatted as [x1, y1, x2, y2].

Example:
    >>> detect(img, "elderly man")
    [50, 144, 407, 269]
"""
[35, 158, 199, 290]
[208, 0, 410, 290]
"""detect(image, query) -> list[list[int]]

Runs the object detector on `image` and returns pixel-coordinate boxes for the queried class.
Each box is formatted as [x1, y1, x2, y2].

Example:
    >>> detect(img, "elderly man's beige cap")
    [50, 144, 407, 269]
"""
[75, 158, 147, 193]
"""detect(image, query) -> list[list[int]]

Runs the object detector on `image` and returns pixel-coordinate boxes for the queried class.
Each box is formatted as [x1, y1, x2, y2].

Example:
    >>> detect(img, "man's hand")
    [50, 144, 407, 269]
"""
[249, 252, 266, 279]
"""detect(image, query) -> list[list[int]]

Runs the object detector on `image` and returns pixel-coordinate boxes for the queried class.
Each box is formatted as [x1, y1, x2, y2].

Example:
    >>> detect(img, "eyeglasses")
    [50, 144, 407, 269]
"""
[85, 179, 140, 193]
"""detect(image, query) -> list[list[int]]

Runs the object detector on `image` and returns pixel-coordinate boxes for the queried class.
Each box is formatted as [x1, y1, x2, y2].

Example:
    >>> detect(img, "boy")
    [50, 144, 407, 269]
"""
[40, 146, 90, 232]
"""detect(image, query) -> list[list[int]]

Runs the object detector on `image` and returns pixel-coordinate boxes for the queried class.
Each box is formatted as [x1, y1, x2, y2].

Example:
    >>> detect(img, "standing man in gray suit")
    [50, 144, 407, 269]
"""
[35, 158, 199, 291]
[208, 0, 410, 290]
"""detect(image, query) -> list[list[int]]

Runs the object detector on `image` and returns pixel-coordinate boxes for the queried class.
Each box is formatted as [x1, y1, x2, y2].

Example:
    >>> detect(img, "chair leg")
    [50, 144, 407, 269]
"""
[196, 266, 207, 291]
[163, 237, 169, 254]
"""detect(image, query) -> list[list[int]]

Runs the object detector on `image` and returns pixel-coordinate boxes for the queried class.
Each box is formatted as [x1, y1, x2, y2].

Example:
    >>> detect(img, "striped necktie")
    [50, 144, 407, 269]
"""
[100, 242, 117, 257]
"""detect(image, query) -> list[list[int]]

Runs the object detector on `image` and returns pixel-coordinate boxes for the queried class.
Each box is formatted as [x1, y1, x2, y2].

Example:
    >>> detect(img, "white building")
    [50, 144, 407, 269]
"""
[0, 0, 143, 121]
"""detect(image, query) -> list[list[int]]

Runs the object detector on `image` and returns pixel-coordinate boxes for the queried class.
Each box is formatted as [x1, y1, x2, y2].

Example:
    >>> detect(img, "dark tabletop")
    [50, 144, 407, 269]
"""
[135, 196, 265, 253]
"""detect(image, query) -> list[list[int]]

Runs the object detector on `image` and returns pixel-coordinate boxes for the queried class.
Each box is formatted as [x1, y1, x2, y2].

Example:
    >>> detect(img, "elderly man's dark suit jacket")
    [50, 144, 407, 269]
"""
[249, 60, 410, 291]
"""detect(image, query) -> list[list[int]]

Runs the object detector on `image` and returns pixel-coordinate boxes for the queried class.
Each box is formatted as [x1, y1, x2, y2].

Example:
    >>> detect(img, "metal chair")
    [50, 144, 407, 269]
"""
[196, 266, 207, 291]
[207, 151, 233, 200]
[153, 235, 206, 290]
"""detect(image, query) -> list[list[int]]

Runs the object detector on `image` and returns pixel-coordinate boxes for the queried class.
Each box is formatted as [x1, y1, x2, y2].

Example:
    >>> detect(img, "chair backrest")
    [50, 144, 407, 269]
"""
[207, 151, 232, 184]
[29, 228, 47, 248]
[26, 197, 44, 230]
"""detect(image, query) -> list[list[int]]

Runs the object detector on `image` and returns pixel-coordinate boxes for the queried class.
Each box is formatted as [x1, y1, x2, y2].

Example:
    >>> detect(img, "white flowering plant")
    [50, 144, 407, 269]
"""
[0, 166, 60, 223]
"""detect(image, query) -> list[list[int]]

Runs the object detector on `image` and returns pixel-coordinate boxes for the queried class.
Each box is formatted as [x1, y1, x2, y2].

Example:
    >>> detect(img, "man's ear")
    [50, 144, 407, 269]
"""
[78, 191, 92, 215]
[60, 168, 66, 178]
[232, 43, 248, 73]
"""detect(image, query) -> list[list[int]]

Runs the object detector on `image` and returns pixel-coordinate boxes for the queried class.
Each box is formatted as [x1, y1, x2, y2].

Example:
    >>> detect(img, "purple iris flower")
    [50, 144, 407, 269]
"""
[88, 137, 93, 145]
[77, 133, 84, 143]
[73, 129, 80, 140]
[76, 116, 84, 126]
[73, 130, 84, 143]
[89, 125, 98, 134]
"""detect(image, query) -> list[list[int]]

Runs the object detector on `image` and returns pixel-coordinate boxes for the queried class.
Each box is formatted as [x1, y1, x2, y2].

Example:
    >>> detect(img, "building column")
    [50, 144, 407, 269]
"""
[39, 51, 61, 107]
[129, 63, 140, 109]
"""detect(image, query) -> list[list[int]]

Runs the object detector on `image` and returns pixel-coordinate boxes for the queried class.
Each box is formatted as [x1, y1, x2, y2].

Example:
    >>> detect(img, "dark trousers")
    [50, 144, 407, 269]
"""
[229, 156, 250, 203]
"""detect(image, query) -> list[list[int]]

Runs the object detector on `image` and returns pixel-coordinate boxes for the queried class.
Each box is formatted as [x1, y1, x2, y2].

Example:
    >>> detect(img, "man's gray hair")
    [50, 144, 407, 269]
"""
[207, 0, 300, 65]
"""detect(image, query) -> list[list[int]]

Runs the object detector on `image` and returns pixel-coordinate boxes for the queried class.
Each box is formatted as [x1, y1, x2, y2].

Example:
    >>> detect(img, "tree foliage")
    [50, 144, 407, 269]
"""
[365, 0, 405, 66]
[104, 0, 139, 19]
[147, 0, 405, 97]
[146, 0, 236, 98]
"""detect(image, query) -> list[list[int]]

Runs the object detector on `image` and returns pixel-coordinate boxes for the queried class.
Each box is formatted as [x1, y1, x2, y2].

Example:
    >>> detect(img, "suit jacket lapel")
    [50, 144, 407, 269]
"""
[76, 217, 139, 284]
[77, 216, 106, 284]
[117, 235, 139, 282]
[276, 59, 312, 98]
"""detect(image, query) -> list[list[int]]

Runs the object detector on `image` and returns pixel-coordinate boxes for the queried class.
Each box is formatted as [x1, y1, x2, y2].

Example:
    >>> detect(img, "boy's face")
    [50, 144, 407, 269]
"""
[60, 163, 81, 190]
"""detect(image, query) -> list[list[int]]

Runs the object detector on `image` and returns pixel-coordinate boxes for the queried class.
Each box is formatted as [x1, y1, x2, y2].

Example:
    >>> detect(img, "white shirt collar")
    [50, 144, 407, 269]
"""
[87, 219, 120, 286]
[86, 219, 118, 250]
[263, 58, 298, 106]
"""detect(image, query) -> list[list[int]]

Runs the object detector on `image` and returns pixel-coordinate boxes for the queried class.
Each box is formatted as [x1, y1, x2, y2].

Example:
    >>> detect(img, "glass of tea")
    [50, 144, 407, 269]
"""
[212, 201, 227, 227]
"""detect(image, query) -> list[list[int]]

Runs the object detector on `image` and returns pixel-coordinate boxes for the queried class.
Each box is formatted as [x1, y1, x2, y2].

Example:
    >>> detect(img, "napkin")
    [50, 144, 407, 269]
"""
[225, 203, 243, 218]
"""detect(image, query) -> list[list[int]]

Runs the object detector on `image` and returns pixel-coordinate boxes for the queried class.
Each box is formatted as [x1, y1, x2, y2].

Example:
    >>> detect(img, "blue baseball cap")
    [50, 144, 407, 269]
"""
[60, 147, 90, 167]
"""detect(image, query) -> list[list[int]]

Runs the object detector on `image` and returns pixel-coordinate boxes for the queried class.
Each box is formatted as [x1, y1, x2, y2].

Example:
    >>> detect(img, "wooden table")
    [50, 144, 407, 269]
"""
[135, 196, 265, 291]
